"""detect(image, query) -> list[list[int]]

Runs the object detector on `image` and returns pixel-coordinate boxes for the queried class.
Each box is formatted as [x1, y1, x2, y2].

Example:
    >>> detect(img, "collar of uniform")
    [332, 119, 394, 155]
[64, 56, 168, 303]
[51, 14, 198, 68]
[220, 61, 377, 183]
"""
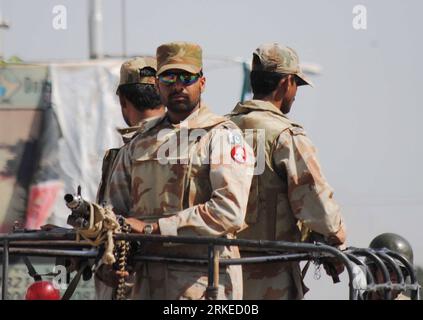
[116, 115, 167, 143]
[170, 107, 201, 128]
[231, 99, 289, 119]
[169, 103, 227, 130]
[117, 126, 141, 144]
[137, 114, 167, 134]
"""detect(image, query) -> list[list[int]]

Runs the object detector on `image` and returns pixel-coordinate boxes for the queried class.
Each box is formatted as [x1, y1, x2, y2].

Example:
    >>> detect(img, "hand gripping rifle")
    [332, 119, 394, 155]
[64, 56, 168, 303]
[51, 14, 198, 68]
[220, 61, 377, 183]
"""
[302, 231, 342, 283]
[64, 185, 133, 300]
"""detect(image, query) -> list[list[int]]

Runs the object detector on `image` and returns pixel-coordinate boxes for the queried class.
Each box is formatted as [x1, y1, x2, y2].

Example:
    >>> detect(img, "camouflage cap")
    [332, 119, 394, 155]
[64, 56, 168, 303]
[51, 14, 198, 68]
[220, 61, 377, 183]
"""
[118, 57, 157, 91]
[253, 43, 313, 87]
[156, 42, 202, 76]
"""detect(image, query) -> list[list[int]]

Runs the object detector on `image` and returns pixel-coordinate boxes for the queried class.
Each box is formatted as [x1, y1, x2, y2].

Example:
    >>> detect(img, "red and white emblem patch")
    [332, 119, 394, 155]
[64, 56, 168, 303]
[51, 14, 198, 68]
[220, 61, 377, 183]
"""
[231, 145, 246, 164]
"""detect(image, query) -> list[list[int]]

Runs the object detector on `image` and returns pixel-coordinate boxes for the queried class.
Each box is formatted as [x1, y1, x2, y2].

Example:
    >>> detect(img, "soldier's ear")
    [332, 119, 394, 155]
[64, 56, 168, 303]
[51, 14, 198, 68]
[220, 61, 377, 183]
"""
[274, 77, 287, 100]
[279, 76, 289, 90]
[199, 76, 206, 93]
[118, 93, 127, 109]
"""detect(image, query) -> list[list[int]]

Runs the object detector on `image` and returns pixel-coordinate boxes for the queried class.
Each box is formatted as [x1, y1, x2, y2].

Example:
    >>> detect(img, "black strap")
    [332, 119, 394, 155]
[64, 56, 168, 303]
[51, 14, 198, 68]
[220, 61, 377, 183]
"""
[301, 260, 311, 280]
[97, 148, 120, 205]
[61, 261, 89, 300]
[22, 256, 42, 282]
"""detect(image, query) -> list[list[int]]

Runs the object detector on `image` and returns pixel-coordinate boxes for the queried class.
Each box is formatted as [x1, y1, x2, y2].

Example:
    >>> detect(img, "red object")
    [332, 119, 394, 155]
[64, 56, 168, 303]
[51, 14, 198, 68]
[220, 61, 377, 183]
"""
[231, 145, 246, 163]
[25, 281, 61, 300]
[25, 181, 62, 229]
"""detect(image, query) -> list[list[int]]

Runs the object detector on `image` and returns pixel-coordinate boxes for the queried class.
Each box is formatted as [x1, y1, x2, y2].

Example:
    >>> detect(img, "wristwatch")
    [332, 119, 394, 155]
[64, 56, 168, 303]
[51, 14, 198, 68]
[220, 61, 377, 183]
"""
[116, 215, 131, 233]
[143, 224, 154, 234]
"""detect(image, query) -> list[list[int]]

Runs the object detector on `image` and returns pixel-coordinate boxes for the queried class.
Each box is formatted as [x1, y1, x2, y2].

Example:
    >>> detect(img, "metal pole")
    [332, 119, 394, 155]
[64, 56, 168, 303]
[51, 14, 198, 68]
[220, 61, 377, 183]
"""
[1, 232, 358, 298]
[345, 252, 375, 288]
[0, 6, 10, 61]
[121, 0, 127, 57]
[386, 251, 421, 300]
[89, 0, 104, 59]
[349, 248, 392, 300]
[2, 240, 9, 300]
[376, 251, 405, 287]
[213, 247, 220, 293]
[0, 247, 98, 258]
[206, 244, 218, 300]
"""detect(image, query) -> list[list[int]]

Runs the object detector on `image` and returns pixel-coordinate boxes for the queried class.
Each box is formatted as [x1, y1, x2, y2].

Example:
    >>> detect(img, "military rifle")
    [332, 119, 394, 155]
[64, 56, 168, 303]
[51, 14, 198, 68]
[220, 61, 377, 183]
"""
[64, 185, 91, 229]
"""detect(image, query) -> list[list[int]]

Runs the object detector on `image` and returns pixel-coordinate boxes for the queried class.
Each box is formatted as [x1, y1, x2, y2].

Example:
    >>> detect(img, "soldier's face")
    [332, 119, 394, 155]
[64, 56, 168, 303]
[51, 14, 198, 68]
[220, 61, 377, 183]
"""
[281, 75, 298, 114]
[118, 93, 131, 126]
[369, 266, 401, 300]
[156, 69, 205, 114]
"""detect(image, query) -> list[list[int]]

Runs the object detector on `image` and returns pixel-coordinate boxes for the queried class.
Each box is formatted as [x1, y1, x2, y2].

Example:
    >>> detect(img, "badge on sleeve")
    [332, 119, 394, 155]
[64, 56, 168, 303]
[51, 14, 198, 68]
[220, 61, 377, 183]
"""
[228, 131, 242, 145]
[231, 145, 246, 163]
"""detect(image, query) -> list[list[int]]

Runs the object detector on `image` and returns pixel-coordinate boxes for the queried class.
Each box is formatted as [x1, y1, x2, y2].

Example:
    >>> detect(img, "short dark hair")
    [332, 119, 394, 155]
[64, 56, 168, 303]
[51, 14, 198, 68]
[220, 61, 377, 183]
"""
[250, 70, 287, 96]
[117, 67, 161, 111]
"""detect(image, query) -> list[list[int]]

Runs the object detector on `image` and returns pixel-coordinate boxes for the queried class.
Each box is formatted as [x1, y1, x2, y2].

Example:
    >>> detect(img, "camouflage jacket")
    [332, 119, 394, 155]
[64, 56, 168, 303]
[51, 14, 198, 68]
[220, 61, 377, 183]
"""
[105, 105, 254, 257]
[229, 100, 345, 246]
[96, 119, 161, 205]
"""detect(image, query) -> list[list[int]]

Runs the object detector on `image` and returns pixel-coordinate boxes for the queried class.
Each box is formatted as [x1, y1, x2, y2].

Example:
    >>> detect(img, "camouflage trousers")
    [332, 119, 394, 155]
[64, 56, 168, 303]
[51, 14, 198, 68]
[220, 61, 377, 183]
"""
[94, 262, 242, 300]
[241, 252, 306, 300]
[128, 262, 242, 300]
[94, 276, 114, 300]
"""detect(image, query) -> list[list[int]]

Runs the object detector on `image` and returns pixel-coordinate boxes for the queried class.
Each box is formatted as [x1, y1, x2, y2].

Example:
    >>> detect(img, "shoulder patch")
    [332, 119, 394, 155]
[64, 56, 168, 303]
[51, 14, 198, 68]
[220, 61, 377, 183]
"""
[231, 145, 247, 163]
[228, 130, 243, 145]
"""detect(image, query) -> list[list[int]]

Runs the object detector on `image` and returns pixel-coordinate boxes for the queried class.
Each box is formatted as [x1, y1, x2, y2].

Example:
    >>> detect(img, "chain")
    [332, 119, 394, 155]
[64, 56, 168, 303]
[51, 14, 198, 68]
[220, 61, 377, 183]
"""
[114, 216, 131, 300]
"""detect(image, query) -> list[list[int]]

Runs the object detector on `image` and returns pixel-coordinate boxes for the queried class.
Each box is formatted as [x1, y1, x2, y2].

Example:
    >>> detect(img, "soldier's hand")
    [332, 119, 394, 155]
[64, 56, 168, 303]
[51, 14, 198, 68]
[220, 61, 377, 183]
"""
[124, 217, 159, 234]
[124, 217, 146, 233]
[322, 244, 346, 282]
[324, 228, 347, 281]
[40, 224, 59, 231]
[326, 225, 346, 247]
[323, 258, 344, 281]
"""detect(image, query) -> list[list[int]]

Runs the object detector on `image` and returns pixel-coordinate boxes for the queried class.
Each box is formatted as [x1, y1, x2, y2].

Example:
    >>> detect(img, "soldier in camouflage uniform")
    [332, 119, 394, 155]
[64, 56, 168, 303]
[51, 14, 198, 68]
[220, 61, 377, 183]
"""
[94, 57, 165, 298]
[228, 43, 347, 299]
[106, 42, 254, 299]
[97, 57, 165, 206]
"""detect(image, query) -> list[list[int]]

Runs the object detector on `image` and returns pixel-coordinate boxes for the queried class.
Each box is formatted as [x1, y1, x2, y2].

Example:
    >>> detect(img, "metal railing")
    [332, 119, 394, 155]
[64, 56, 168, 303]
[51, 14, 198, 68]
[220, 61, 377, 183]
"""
[0, 231, 420, 300]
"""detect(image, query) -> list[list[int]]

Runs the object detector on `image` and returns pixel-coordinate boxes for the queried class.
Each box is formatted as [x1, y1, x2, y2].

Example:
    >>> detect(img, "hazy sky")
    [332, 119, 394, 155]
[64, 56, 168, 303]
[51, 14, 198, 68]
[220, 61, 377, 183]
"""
[1, 0, 422, 299]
